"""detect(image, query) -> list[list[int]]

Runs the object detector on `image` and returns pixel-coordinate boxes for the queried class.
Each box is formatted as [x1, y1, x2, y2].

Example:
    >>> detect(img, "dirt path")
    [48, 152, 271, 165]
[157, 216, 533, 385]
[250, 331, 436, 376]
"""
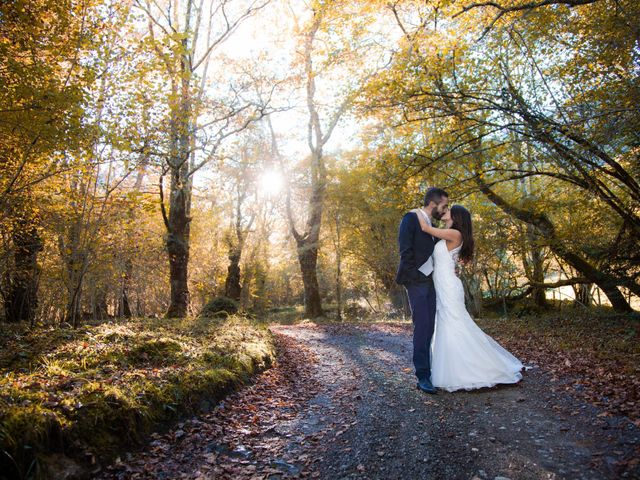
[102, 323, 640, 480]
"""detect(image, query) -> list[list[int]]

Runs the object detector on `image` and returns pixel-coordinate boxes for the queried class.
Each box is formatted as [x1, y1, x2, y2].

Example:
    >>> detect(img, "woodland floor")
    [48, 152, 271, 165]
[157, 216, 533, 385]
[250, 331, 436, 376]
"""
[101, 321, 640, 480]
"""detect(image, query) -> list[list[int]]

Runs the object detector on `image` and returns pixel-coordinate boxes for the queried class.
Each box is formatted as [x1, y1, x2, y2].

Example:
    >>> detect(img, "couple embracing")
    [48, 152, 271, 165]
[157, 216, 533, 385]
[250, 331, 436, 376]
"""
[396, 187, 523, 394]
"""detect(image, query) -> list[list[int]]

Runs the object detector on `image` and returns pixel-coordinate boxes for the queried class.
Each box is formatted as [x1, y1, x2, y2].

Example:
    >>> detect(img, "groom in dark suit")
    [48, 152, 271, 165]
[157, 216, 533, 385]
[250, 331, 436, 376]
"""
[396, 187, 449, 394]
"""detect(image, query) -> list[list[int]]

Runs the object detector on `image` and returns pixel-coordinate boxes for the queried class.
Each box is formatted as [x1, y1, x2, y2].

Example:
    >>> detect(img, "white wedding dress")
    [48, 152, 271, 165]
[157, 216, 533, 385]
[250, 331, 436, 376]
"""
[430, 240, 523, 392]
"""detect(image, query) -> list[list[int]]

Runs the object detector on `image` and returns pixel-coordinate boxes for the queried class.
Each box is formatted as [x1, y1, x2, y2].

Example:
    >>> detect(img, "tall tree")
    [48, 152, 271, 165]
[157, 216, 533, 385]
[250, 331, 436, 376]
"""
[138, 0, 271, 317]
[279, 4, 360, 317]
[221, 136, 261, 302]
[0, 0, 100, 323]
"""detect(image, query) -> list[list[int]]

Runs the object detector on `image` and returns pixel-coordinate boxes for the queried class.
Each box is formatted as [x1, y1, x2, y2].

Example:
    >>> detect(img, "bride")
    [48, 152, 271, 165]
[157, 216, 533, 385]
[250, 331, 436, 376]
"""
[411, 205, 523, 392]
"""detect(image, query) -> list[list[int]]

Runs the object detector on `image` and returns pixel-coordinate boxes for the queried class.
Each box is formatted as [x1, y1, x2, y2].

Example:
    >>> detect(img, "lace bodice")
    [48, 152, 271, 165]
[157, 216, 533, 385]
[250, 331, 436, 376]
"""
[449, 243, 462, 263]
[433, 240, 462, 274]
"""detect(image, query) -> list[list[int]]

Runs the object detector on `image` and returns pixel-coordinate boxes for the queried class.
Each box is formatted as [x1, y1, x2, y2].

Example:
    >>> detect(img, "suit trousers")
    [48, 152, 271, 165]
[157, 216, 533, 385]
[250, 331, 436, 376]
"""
[405, 280, 437, 382]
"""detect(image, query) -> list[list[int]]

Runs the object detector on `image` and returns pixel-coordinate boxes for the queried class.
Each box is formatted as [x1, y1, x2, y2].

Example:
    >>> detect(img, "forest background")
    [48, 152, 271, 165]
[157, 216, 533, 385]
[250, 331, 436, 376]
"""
[1, 0, 639, 325]
[1, 0, 639, 477]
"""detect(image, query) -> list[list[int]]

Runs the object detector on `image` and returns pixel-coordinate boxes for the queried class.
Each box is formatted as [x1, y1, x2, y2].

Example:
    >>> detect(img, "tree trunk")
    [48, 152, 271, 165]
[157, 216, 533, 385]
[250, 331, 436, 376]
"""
[575, 283, 593, 307]
[118, 291, 132, 318]
[93, 289, 109, 320]
[531, 252, 549, 308]
[475, 176, 632, 312]
[4, 219, 43, 323]
[297, 242, 323, 318]
[240, 264, 253, 309]
[164, 113, 192, 318]
[253, 262, 268, 314]
[286, 165, 325, 318]
[527, 225, 549, 309]
[165, 209, 190, 318]
[335, 254, 342, 321]
[165, 200, 190, 318]
[118, 258, 133, 318]
[333, 212, 343, 321]
[59, 215, 87, 328]
[461, 270, 483, 318]
[65, 283, 82, 328]
[224, 249, 242, 301]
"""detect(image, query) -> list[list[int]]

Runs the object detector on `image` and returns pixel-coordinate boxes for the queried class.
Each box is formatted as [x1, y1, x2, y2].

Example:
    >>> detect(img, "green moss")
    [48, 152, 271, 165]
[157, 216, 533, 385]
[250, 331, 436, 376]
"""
[0, 316, 276, 478]
[200, 296, 239, 318]
[0, 404, 64, 451]
[126, 338, 184, 366]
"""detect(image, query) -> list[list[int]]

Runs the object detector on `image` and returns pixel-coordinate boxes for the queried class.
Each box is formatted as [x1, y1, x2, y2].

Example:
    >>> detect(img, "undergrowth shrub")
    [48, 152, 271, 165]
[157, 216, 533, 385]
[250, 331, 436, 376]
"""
[200, 297, 239, 318]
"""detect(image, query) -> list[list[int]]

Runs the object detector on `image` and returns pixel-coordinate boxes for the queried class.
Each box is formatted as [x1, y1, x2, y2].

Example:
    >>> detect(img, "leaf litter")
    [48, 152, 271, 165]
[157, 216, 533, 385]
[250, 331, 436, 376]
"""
[101, 320, 640, 479]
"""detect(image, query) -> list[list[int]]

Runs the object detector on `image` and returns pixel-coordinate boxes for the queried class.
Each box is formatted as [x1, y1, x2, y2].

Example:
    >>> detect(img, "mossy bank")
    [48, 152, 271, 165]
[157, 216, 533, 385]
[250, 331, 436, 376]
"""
[0, 316, 275, 479]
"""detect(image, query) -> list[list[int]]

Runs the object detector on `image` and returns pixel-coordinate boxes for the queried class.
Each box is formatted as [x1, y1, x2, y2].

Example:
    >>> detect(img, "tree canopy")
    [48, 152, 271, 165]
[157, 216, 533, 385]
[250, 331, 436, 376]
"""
[1, 0, 638, 325]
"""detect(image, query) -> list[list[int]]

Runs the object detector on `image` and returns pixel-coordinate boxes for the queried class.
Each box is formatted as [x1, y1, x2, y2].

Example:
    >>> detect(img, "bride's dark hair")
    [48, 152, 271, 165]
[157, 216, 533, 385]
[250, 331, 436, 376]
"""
[450, 205, 474, 263]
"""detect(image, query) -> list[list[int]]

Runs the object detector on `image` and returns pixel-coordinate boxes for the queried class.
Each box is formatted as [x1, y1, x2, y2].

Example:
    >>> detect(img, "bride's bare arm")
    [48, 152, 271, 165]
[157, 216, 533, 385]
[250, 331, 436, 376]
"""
[410, 209, 462, 243]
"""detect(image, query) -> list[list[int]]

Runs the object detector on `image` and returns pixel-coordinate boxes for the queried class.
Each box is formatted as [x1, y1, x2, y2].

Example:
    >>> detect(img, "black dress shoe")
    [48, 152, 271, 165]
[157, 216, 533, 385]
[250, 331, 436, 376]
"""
[416, 379, 437, 394]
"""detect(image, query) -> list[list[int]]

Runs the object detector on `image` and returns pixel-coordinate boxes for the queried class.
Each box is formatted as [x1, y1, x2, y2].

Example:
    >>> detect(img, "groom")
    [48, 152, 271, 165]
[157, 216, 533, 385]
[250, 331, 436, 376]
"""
[396, 187, 449, 394]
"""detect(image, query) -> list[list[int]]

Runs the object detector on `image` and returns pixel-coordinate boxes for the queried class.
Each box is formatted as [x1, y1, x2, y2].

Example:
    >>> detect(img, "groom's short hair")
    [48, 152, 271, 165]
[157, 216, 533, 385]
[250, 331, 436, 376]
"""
[423, 187, 448, 206]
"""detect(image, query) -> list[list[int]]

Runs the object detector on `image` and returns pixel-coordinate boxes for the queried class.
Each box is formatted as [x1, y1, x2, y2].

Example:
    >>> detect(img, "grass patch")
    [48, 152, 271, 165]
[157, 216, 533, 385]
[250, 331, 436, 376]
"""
[0, 316, 275, 479]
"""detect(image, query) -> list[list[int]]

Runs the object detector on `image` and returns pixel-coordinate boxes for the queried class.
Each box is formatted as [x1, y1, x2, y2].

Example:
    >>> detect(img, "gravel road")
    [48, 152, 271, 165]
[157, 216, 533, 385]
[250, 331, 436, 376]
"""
[102, 322, 640, 480]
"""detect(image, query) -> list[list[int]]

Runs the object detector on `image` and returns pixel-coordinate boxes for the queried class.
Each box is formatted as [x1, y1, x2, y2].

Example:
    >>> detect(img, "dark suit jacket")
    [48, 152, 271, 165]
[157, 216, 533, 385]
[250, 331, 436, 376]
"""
[395, 212, 437, 286]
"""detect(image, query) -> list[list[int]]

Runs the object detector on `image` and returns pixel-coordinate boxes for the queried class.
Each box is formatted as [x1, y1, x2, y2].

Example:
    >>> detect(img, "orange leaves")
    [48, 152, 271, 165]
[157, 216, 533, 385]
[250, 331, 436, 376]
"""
[478, 315, 640, 422]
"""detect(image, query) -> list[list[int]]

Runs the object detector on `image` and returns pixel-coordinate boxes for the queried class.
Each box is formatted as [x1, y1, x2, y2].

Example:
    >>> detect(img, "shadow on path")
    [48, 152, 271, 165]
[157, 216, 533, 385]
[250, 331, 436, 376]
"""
[101, 322, 640, 480]
[273, 323, 640, 480]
